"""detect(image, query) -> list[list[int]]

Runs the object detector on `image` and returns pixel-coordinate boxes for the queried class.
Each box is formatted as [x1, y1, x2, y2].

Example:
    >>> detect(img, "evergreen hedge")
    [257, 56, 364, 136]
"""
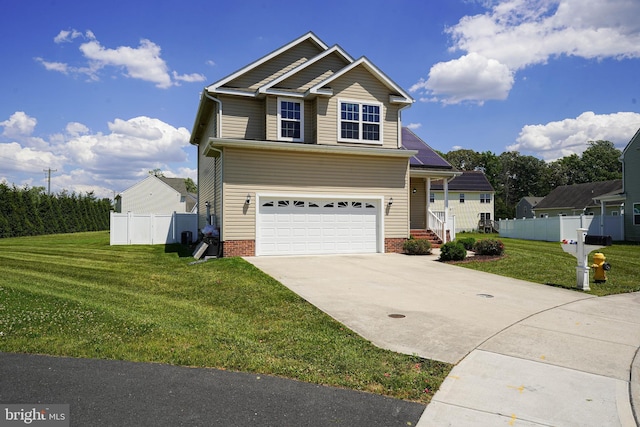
[0, 183, 112, 238]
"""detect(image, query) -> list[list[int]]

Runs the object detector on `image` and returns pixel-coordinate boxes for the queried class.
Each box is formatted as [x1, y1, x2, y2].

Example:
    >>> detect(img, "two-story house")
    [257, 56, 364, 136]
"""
[190, 32, 457, 256]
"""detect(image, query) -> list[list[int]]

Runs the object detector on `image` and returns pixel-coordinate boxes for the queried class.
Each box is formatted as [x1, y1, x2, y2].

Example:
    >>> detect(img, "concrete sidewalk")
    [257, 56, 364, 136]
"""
[246, 253, 640, 426]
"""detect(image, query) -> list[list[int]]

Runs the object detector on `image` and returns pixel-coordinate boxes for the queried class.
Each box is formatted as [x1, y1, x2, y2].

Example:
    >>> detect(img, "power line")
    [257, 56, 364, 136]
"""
[43, 168, 57, 195]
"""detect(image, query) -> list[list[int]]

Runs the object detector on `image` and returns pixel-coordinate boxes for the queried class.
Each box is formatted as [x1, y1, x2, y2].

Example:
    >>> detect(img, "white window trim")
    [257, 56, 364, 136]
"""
[337, 98, 383, 145]
[277, 97, 304, 142]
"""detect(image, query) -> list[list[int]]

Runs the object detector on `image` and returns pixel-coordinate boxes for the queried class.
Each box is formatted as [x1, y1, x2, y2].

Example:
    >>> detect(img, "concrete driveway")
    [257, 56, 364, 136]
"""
[246, 253, 640, 426]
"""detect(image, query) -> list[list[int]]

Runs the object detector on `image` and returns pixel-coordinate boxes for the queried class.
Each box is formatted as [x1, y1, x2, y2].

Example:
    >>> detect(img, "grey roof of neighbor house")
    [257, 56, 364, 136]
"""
[430, 171, 494, 192]
[401, 127, 453, 170]
[520, 196, 545, 206]
[534, 179, 623, 210]
[158, 177, 198, 210]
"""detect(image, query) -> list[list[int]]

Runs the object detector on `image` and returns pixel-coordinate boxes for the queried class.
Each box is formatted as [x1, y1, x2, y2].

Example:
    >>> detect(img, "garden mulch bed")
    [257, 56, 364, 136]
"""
[442, 253, 507, 264]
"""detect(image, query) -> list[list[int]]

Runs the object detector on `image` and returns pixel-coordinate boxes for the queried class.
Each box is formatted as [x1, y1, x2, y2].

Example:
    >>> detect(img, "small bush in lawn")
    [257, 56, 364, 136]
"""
[457, 237, 476, 251]
[404, 238, 432, 255]
[473, 238, 505, 256]
[438, 241, 467, 261]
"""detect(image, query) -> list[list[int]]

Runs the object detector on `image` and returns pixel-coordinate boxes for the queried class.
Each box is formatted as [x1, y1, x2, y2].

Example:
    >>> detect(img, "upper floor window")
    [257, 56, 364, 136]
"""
[459, 193, 465, 203]
[338, 100, 382, 144]
[278, 98, 303, 142]
[429, 193, 435, 203]
[480, 193, 491, 204]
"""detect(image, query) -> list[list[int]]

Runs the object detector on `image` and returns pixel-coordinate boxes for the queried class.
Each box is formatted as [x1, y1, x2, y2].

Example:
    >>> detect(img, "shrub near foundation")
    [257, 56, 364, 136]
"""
[457, 237, 476, 251]
[438, 241, 467, 261]
[473, 238, 505, 256]
[403, 238, 432, 255]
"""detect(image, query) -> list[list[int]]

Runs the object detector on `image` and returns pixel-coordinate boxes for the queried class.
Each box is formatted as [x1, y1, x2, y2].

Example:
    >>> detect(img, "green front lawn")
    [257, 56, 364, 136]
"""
[454, 233, 640, 296]
[0, 232, 450, 403]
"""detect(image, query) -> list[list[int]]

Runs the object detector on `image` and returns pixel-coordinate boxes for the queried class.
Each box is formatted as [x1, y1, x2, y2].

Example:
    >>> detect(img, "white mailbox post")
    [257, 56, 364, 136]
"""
[560, 228, 607, 291]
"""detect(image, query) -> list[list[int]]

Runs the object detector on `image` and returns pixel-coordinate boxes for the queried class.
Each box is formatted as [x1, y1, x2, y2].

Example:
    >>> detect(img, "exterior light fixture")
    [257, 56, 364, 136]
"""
[388, 197, 393, 206]
[412, 187, 417, 194]
[245, 194, 251, 205]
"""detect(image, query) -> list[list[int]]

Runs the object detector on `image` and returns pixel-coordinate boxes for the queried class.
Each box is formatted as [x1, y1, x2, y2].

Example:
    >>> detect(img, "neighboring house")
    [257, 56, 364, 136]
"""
[621, 128, 640, 242]
[115, 175, 197, 214]
[532, 180, 623, 218]
[516, 196, 544, 219]
[189, 32, 458, 257]
[429, 171, 495, 233]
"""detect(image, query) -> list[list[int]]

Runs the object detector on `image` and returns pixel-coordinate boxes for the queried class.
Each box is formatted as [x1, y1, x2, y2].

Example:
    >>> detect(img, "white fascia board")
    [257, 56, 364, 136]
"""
[206, 32, 329, 93]
[262, 89, 305, 98]
[258, 45, 354, 95]
[410, 169, 462, 179]
[205, 138, 417, 159]
[209, 87, 258, 97]
[309, 57, 414, 104]
[622, 127, 640, 156]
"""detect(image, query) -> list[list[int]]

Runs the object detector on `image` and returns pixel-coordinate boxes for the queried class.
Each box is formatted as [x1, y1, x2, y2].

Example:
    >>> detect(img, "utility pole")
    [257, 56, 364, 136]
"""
[43, 168, 57, 195]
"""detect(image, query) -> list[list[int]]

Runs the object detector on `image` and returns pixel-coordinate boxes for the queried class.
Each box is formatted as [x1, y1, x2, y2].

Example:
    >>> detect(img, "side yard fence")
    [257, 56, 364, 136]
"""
[110, 212, 198, 245]
[498, 215, 624, 242]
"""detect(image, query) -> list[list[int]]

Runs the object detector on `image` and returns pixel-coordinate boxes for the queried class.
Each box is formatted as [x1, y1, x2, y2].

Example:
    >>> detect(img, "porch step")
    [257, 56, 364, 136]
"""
[410, 229, 443, 248]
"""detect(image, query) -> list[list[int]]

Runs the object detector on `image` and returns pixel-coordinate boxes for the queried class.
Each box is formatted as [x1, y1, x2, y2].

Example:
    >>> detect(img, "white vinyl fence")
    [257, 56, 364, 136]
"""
[110, 212, 198, 245]
[498, 214, 624, 242]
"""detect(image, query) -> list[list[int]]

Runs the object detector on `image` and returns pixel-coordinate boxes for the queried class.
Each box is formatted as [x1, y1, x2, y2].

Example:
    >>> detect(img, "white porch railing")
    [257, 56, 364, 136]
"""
[428, 210, 456, 242]
[428, 210, 445, 242]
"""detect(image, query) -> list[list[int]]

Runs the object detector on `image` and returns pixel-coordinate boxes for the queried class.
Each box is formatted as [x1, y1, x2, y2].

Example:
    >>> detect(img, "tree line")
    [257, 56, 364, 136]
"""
[0, 183, 112, 238]
[440, 140, 622, 219]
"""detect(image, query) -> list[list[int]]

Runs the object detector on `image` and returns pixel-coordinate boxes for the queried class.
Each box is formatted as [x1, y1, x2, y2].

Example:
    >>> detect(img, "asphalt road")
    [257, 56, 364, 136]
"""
[0, 352, 425, 427]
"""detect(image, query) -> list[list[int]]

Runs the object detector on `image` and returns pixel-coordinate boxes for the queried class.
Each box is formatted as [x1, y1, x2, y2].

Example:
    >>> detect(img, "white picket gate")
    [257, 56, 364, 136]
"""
[110, 212, 198, 245]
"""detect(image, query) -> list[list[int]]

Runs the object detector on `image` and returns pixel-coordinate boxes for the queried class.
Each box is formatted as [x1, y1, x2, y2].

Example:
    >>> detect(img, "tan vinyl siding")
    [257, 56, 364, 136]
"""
[219, 95, 264, 140]
[197, 110, 218, 229]
[266, 97, 314, 143]
[316, 65, 399, 148]
[221, 147, 409, 241]
[225, 40, 324, 91]
[275, 54, 350, 92]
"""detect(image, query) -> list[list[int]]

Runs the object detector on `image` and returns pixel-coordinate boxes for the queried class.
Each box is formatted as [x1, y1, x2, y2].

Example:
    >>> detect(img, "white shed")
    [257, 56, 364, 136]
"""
[115, 176, 197, 214]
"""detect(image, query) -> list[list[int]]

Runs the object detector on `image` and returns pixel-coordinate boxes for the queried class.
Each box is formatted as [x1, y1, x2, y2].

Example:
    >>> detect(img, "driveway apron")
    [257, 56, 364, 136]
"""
[245, 253, 640, 426]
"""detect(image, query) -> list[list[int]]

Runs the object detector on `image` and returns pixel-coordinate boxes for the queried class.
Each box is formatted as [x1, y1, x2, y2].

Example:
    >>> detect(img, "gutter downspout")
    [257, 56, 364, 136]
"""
[397, 104, 411, 149]
[203, 90, 224, 257]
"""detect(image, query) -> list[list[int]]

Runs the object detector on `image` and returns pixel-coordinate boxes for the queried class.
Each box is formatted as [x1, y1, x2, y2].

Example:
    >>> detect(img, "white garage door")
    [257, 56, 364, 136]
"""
[257, 198, 379, 256]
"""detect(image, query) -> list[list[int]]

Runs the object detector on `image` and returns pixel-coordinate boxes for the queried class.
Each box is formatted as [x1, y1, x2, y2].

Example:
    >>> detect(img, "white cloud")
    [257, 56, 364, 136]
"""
[1, 111, 37, 137]
[406, 123, 422, 130]
[411, 53, 514, 105]
[507, 111, 640, 160]
[172, 71, 206, 84]
[38, 29, 204, 89]
[0, 112, 194, 198]
[415, 0, 640, 104]
[54, 29, 84, 43]
[66, 122, 89, 137]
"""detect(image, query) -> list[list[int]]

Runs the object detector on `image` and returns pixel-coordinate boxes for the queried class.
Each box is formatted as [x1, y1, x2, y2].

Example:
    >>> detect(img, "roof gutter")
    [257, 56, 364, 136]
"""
[205, 138, 417, 159]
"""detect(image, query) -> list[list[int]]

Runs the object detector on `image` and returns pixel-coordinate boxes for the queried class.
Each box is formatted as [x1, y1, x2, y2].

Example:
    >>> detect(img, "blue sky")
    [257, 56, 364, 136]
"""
[1, 0, 639, 199]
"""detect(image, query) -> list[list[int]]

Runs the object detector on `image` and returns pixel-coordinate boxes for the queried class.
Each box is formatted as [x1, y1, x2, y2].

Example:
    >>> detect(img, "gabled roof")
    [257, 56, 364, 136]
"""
[534, 180, 623, 210]
[207, 32, 328, 95]
[307, 56, 414, 104]
[401, 127, 452, 170]
[622, 127, 640, 158]
[519, 196, 544, 206]
[430, 171, 494, 192]
[258, 45, 353, 96]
